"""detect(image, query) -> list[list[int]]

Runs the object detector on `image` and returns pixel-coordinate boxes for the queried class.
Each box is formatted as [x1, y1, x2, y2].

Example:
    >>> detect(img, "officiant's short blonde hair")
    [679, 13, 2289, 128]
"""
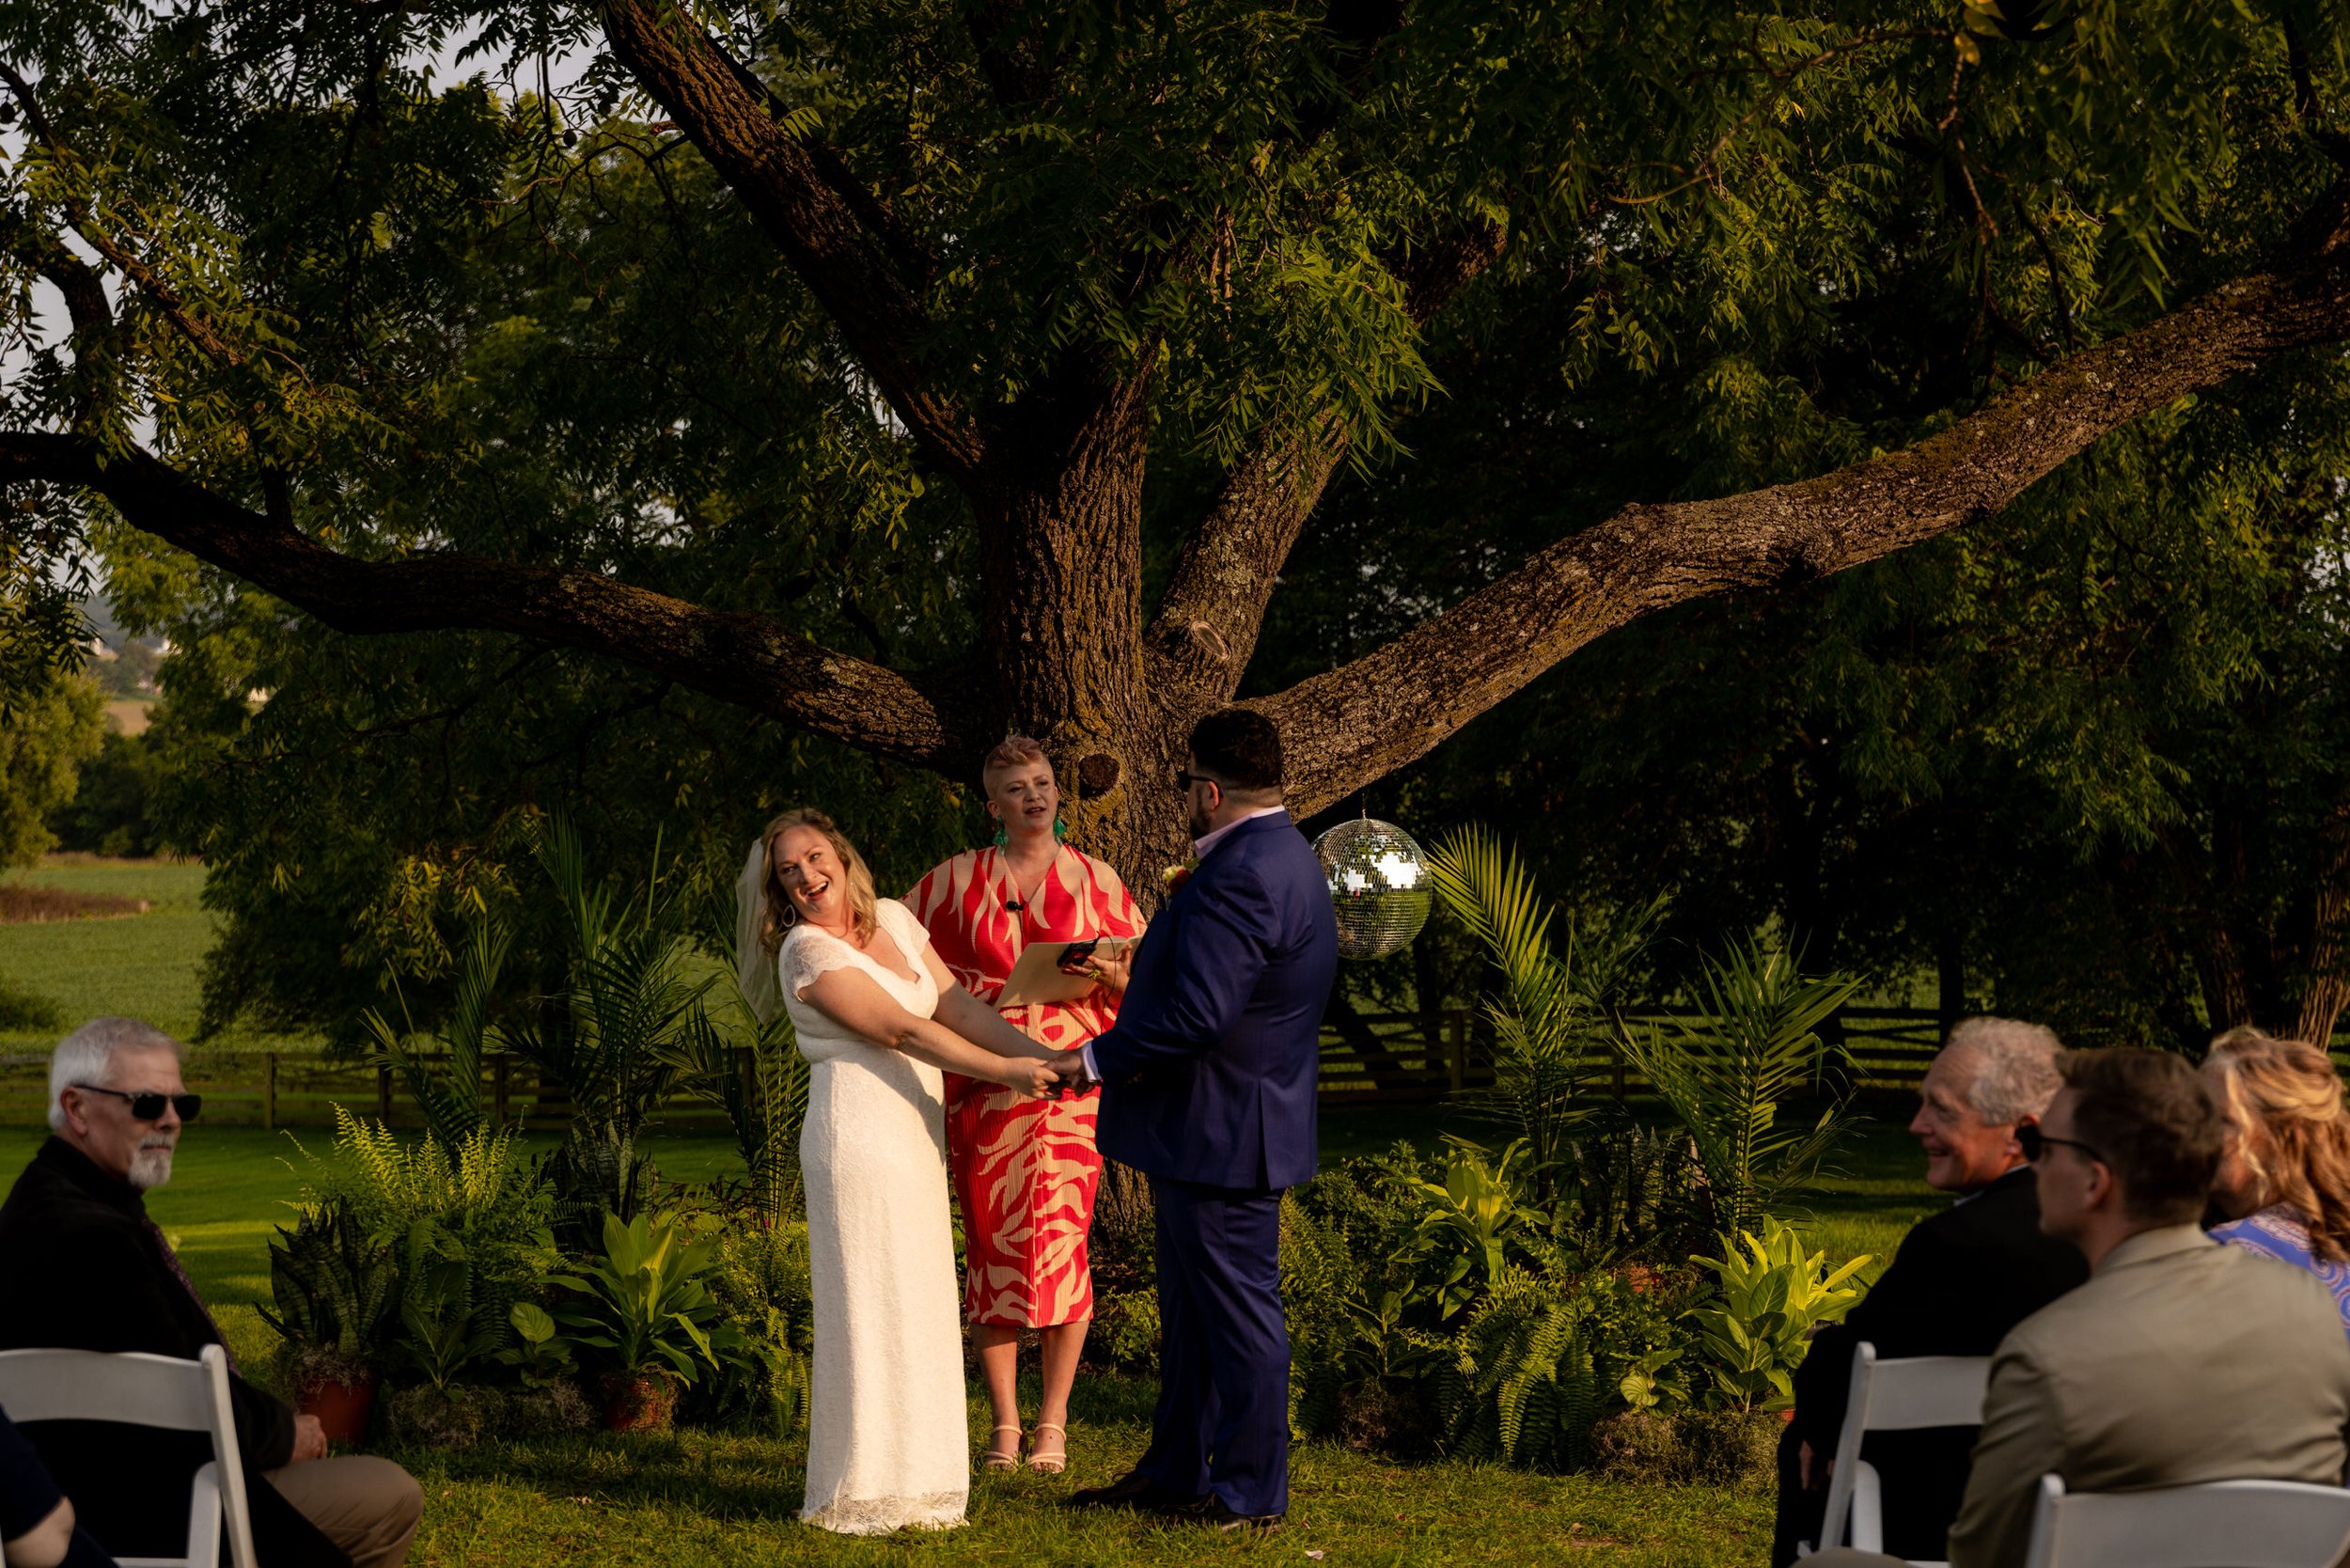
[760, 808, 881, 951]
[979, 734, 1050, 786]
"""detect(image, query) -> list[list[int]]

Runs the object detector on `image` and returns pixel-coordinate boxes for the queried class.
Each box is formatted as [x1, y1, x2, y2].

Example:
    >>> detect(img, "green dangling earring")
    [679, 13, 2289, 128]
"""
[992, 818, 1009, 848]
[1054, 816, 1067, 842]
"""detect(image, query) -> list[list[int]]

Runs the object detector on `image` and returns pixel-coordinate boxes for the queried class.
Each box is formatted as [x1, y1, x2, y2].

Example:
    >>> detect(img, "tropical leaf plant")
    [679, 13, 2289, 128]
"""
[1687, 1217, 1872, 1413]
[660, 900, 811, 1225]
[503, 815, 713, 1225]
[1615, 936, 1863, 1237]
[550, 1211, 743, 1385]
[1426, 828, 1663, 1188]
[1409, 1137, 1549, 1320]
[258, 1197, 396, 1370]
[360, 910, 513, 1149]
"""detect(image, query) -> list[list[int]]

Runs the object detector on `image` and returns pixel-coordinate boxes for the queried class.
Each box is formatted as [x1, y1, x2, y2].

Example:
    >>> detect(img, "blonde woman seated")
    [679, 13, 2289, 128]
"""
[735, 809, 1071, 1534]
[2202, 1027, 2350, 1334]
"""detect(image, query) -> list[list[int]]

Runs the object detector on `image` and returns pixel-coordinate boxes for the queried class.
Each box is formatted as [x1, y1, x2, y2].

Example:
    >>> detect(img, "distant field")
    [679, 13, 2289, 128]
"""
[0, 857, 322, 1055]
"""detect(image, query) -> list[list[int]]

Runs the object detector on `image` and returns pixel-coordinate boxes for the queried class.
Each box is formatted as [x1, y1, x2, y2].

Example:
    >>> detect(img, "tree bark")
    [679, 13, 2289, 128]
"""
[1260, 186, 2350, 814]
[2295, 804, 2350, 1048]
[0, 435, 971, 768]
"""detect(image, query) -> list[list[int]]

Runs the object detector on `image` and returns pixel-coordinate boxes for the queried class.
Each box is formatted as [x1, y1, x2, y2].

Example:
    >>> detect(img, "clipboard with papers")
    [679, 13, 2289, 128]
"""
[995, 936, 1136, 1008]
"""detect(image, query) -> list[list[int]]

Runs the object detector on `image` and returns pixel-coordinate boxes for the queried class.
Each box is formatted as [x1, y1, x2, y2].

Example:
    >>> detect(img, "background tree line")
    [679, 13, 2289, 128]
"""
[2, 0, 2347, 1048]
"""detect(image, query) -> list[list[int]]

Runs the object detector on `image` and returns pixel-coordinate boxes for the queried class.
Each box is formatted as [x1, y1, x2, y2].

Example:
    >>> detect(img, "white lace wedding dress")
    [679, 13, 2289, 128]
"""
[781, 898, 970, 1533]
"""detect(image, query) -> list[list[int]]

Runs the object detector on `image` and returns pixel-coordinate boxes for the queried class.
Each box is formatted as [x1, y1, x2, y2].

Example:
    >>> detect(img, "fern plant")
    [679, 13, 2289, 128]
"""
[1438, 1267, 1603, 1470]
[285, 1108, 557, 1383]
[1615, 936, 1863, 1237]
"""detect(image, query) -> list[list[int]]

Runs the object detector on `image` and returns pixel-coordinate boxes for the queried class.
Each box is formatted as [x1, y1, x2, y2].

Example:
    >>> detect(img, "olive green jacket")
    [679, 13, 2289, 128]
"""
[1947, 1224, 2350, 1568]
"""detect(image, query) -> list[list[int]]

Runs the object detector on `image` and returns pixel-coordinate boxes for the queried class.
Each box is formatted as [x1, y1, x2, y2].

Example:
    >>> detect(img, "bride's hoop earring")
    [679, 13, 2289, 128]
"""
[777, 897, 798, 930]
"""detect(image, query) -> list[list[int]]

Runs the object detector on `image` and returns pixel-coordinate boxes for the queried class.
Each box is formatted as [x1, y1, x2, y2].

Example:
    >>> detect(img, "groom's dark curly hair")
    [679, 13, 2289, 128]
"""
[1189, 708, 1284, 792]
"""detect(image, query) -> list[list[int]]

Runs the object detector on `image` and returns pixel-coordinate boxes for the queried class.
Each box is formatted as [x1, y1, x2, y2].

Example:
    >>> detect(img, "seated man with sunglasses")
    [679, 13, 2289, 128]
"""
[1811, 1046, 2350, 1568]
[0, 1017, 421, 1568]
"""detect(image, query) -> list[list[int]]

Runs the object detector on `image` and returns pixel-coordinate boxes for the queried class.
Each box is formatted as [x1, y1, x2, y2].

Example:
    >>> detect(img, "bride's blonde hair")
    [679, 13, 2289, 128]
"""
[759, 808, 881, 952]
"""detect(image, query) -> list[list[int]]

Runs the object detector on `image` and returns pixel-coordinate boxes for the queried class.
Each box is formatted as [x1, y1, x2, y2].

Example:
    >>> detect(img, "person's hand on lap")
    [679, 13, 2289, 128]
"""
[290, 1414, 328, 1464]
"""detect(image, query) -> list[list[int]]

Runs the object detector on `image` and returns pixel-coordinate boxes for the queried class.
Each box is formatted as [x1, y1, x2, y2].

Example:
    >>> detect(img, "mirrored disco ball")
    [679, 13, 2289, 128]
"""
[1313, 818, 1432, 960]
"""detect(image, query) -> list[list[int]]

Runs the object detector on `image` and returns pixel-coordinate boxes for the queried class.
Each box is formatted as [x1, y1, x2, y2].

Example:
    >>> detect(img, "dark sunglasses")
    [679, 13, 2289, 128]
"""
[2017, 1123, 2098, 1165]
[1172, 768, 1222, 795]
[73, 1085, 202, 1122]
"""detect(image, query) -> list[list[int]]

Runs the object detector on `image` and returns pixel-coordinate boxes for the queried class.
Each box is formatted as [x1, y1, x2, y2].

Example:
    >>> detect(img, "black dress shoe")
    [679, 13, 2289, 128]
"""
[1068, 1471, 1202, 1513]
[1179, 1495, 1285, 1533]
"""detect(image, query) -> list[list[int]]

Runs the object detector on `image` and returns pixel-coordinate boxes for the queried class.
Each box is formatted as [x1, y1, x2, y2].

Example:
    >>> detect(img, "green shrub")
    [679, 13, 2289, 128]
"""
[282, 1110, 560, 1388]
[690, 1221, 813, 1433]
[259, 1197, 397, 1380]
[1589, 1407, 1783, 1489]
[550, 1211, 744, 1387]
[1687, 1216, 1871, 1412]
[0, 978, 62, 1033]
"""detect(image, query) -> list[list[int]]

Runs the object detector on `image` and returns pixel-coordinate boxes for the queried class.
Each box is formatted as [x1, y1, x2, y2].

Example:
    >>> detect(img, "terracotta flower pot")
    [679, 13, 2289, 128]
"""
[601, 1372, 680, 1434]
[298, 1370, 380, 1446]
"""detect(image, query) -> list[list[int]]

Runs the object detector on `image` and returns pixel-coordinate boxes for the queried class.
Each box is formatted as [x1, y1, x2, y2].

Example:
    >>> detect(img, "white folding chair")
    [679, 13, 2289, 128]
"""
[0, 1345, 258, 1568]
[2023, 1472, 2350, 1568]
[1800, 1341, 1992, 1566]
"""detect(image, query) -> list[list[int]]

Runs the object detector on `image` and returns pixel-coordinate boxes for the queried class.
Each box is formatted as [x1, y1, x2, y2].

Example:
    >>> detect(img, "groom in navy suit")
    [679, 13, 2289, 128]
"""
[1069, 708, 1338, 1531]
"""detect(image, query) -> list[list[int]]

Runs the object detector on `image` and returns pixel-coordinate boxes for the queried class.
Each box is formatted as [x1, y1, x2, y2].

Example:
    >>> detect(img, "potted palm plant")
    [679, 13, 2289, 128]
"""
[553, 1211, 741, 1432]
[258, 1199, 395, 1444]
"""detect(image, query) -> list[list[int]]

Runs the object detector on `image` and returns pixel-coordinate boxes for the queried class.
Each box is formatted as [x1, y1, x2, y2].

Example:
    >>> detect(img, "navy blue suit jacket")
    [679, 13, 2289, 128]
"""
[1090, 811, 1338, 1190]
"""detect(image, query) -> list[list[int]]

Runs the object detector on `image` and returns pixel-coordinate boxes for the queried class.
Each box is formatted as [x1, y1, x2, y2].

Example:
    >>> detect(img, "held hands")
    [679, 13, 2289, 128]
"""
[1002, 1057, 1063, 1099]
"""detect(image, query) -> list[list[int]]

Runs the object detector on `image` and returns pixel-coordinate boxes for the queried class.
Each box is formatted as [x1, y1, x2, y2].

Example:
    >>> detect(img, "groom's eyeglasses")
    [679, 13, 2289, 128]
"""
[1172, 769, 1221, 795]
[73, 1085, 202, 1122]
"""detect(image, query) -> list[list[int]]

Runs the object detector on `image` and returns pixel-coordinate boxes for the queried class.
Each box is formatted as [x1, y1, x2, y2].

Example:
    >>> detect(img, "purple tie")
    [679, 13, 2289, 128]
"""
[144, 1216, 238, 1377]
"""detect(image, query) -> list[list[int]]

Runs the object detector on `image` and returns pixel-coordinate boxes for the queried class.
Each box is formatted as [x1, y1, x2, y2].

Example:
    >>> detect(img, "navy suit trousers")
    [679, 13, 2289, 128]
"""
[1136, 1176, 1290, 1517]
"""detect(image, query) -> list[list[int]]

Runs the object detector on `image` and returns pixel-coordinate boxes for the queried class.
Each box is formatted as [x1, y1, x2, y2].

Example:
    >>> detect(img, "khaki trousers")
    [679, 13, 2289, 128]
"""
[266, 1457, 423, 1568]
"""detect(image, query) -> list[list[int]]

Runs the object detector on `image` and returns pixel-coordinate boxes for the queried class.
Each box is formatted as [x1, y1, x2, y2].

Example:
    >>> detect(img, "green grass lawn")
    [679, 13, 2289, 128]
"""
[1, 858, 323, 1055]
[0, 1110, 1935, 1566]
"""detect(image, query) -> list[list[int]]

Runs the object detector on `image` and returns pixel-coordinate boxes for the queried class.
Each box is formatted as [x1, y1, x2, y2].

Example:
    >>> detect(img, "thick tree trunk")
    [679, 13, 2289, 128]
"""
[2294, 805, 2350, 1048]
[965, 366, 1208, 898]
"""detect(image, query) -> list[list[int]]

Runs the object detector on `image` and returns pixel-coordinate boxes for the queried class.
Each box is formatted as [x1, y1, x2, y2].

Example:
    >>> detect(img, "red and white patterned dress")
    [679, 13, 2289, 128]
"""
[904, 846, 1144, 1327]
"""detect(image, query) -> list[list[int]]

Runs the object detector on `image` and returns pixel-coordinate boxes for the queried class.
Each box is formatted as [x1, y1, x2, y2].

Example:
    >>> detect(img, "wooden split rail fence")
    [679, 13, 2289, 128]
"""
[0, 1007, 1952, 1128]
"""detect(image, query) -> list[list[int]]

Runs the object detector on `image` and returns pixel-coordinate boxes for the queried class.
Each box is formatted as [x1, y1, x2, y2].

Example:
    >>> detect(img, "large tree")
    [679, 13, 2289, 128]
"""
[6, 0, 2350, 886]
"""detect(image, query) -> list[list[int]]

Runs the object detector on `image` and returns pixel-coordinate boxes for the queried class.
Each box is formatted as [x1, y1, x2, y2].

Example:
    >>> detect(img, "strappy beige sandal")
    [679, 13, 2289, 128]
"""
[1027, 1421, 1068, 1474]
[979, 1423, 1023, 1471]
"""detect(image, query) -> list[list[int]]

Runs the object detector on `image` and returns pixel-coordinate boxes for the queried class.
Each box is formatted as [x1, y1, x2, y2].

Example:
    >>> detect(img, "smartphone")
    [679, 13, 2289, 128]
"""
[1056, 939, 1101, 976]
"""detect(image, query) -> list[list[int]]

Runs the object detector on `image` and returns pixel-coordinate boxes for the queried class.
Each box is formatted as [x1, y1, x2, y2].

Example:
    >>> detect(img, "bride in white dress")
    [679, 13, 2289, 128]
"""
[737, 808, 1070, 1534]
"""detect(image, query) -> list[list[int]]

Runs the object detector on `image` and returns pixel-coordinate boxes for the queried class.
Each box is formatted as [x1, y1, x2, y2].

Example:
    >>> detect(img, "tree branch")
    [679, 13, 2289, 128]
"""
[2284, 15, 2350, 173]
[598, 1, 986, 483]
[1257, 183, 2350, 815]
[0, 59, 245, 370]
[0, 434, 971, 768]
[1145, 218, 1507, 699]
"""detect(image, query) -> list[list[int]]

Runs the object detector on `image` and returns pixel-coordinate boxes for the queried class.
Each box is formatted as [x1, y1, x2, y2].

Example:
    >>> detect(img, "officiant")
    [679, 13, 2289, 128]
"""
[905, 737, 1145, 1477]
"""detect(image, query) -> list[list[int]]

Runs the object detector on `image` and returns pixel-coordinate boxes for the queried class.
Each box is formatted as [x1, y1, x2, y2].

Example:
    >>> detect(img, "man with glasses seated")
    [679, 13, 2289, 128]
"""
[1811, 1046, 2350, 1568]
[0, 1017, 421, 1567]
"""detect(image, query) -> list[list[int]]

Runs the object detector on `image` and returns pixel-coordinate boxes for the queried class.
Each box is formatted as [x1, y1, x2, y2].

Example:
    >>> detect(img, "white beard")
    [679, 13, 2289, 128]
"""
[128, 1143, 176, 1190]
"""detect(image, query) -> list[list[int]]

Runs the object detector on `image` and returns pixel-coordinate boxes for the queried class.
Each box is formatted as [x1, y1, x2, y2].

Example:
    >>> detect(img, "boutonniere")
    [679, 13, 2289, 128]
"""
[1161, 861, 1197, 895]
